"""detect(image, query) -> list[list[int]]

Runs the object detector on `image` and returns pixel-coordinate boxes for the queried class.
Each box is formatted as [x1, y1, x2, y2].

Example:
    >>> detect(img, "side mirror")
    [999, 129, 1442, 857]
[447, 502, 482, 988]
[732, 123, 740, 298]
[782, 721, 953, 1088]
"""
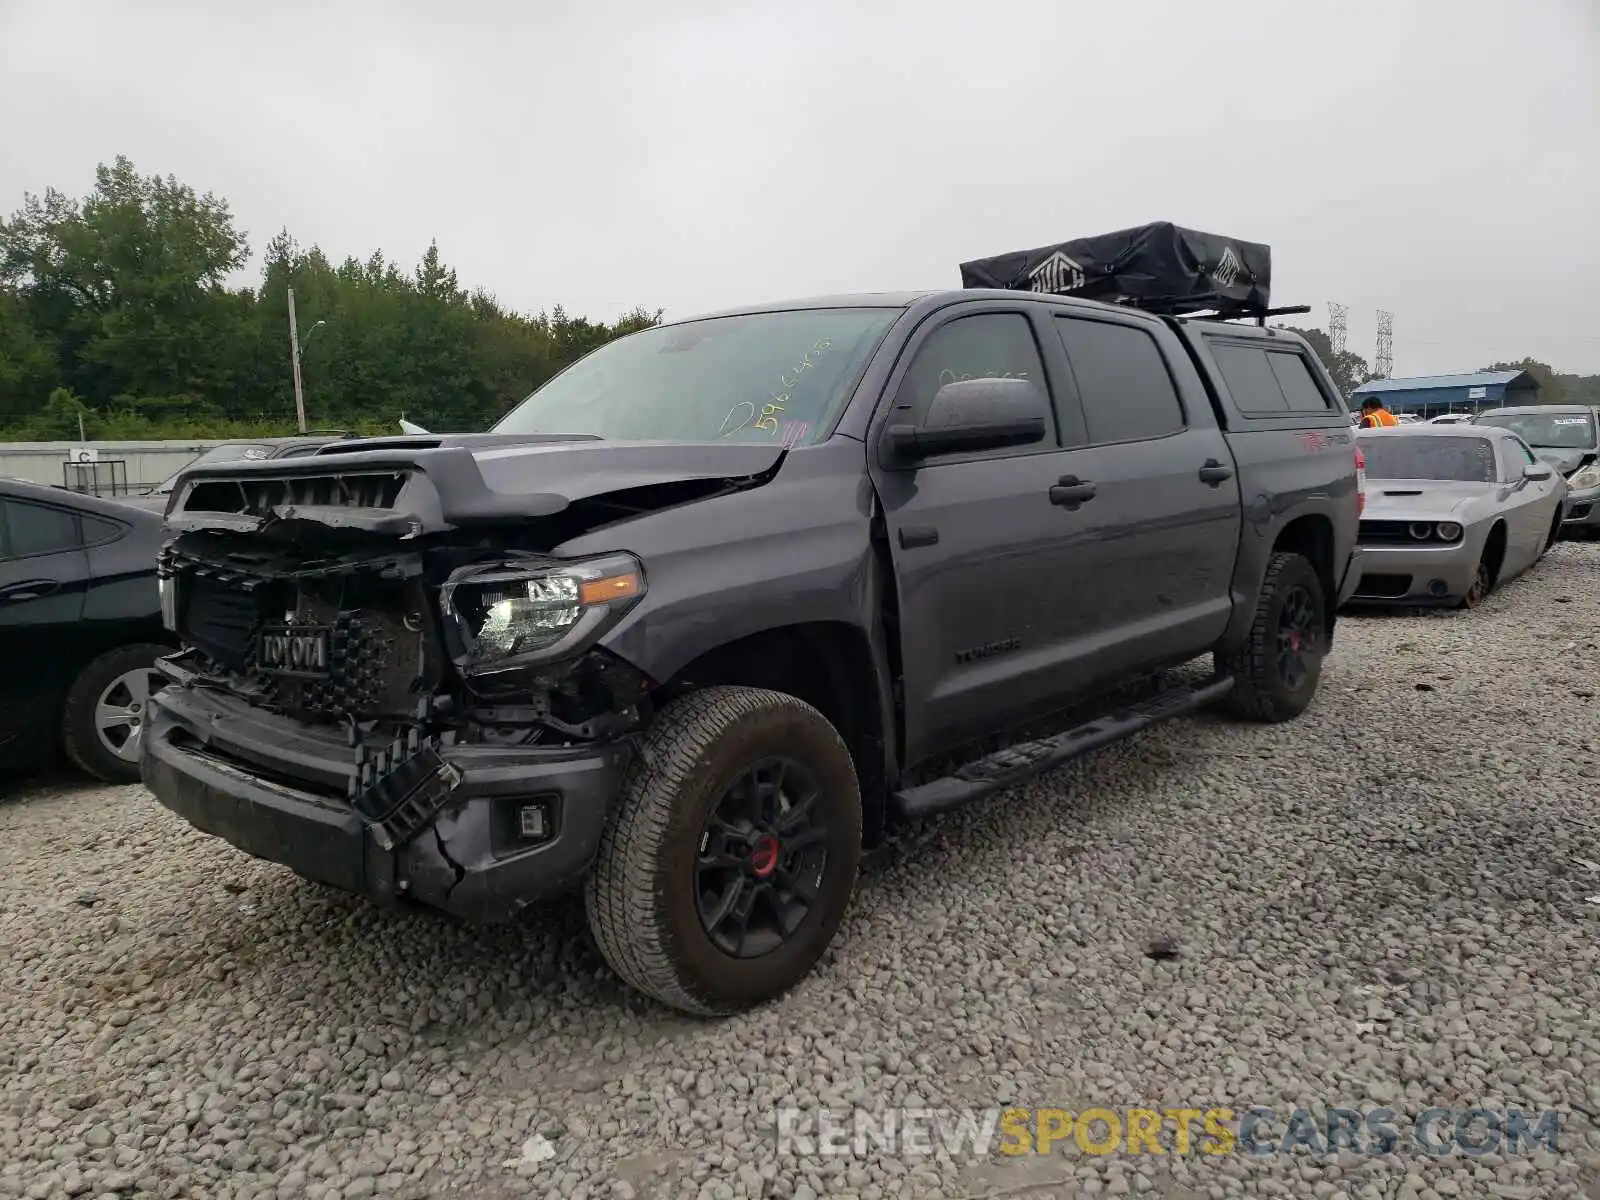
[881, 378, 1048, 466]
[1523, 463, 1555, 482]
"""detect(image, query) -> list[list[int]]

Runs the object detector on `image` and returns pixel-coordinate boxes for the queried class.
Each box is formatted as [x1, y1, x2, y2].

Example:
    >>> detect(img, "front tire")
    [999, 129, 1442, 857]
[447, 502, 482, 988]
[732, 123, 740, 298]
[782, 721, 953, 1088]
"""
[1459, 554, 1494, 609]
[1215, 552, 1327, 723]
[61, 643, 171, 783]
[585, 686, 862, 1016]
[1540, 510, 1562, 557]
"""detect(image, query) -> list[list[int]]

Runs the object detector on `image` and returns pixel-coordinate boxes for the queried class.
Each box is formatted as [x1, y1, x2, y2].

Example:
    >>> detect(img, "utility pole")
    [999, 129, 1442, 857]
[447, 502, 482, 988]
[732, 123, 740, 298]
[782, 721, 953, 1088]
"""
[288, 286, 308, 434]
[1327, 302, 1348, 356]
[1375, 310, 1394, 380]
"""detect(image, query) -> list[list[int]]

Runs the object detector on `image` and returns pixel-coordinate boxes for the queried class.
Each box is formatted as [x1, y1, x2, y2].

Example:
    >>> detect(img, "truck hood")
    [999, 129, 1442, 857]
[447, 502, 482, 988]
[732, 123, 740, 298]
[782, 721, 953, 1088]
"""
[164, 435, 789, 536]
[1363, 479, 1495, 521]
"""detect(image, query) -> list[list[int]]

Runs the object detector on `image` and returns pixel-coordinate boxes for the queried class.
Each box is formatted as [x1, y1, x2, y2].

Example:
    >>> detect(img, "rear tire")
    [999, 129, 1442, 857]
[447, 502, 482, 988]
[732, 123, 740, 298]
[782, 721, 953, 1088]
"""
[61, 643, 171, 784]
[1215, 552, 1326, 724]
[585, 686, 861, 1016]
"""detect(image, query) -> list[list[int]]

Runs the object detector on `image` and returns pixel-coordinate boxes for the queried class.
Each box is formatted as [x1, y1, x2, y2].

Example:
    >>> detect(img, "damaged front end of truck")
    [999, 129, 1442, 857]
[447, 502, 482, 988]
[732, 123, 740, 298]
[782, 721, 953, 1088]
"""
[143, 439, 783, 921]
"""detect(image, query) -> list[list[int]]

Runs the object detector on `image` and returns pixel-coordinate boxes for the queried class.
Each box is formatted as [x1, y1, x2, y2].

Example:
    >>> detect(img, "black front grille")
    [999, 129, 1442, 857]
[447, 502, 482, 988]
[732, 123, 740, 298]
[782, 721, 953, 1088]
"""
[181, 470, 408, 517]
[1568, 502, 1592, 521]
[183, 575, 262, 670]
[176, 567, 443, 721]
[1354, 573, 1412, 598]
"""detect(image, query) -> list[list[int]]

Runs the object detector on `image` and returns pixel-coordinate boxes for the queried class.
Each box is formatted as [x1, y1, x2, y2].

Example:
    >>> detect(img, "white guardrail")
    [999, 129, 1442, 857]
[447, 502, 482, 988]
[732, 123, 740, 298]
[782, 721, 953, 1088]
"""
[0, 440, 231, 493]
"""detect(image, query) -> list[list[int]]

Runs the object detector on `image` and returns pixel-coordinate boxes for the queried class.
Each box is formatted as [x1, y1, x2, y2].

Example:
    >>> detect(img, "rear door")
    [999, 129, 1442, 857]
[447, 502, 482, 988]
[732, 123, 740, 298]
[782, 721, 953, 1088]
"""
[867, 302, 1112, 766]
[1045, 311, 1243, 680]
[0, 493, 92, 766]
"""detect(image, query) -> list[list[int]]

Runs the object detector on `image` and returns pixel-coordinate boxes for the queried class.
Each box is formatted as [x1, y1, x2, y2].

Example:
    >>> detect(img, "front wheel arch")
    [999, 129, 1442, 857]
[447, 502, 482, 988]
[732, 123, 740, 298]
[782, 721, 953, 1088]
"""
[1543, 508, 1563, 555]
[1484, 520, 1508, 581]
[1460, 523, 1507, 610]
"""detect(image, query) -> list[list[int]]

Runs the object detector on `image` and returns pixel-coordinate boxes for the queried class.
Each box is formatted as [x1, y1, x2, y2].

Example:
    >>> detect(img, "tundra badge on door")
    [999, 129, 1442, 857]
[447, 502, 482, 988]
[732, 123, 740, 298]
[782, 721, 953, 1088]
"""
[955, 637, 1022, 665]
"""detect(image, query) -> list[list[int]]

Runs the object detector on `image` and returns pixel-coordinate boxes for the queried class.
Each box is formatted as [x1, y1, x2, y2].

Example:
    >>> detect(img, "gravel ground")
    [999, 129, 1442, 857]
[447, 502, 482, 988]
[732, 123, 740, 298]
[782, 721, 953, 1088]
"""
[4, 543, 1600, 1200]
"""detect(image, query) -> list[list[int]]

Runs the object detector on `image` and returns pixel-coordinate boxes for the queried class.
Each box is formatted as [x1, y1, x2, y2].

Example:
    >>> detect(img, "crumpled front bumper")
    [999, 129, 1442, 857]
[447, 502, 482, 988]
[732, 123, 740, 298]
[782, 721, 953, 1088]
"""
[142, 678, 632, 923]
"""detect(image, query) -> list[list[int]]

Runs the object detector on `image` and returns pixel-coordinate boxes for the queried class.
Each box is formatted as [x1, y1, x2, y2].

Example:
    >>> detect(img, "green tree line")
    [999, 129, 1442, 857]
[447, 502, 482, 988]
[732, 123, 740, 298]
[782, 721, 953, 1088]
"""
[4, 159, 1596, 441]
[0, 156, 659, 441]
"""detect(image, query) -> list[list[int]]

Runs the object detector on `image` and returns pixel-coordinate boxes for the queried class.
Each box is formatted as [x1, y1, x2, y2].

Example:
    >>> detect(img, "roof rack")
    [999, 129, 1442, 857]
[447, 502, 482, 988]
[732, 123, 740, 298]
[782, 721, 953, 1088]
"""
[959, 221, 1303, 325]
[1169, 300, 1313, 326]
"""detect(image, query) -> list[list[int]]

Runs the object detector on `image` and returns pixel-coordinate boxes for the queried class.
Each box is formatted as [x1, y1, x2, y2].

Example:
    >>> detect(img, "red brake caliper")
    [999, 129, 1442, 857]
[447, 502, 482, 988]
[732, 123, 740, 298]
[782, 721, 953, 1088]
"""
[748, 835, 780, 878]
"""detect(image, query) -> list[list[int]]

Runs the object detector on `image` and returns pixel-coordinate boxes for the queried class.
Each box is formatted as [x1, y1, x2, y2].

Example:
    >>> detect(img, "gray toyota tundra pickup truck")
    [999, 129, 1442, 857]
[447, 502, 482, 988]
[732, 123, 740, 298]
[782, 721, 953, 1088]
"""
[142, 224, 1363, 1015]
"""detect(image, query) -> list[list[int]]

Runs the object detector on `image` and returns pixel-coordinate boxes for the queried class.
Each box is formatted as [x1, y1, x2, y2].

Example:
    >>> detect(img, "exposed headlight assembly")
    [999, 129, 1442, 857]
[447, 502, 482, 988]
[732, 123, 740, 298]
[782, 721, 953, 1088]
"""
[157, 570, 179, 632]
[1567, 464, 1600, 492]
[440, 552, 645, 673]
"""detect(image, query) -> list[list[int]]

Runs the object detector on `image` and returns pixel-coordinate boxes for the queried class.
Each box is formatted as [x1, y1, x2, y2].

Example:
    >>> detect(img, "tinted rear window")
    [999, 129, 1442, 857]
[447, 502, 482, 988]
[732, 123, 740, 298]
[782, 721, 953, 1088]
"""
[1210, 343, 1330, 414]
[1, 499, 81, 558]
[1266, 352, 1332, 412]
[81, 514, 125, 544]
[1210, 344, 1287, 412]
[1360, 435, 1498, 483]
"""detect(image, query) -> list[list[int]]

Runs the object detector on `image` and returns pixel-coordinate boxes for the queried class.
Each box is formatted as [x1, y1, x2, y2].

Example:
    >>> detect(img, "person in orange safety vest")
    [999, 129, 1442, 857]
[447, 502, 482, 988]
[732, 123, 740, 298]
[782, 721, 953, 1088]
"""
[1359, 398, 1401, 428]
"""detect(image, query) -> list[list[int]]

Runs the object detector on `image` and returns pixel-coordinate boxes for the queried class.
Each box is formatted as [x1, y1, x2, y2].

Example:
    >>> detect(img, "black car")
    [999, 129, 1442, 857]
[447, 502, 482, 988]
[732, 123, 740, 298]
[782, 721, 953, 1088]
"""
[0, 477, 173, 783]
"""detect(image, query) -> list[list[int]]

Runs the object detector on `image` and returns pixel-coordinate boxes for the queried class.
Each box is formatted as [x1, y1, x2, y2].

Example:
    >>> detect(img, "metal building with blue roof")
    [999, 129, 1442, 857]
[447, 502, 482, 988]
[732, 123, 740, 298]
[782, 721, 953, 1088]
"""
[1351, 369, 1540, 417]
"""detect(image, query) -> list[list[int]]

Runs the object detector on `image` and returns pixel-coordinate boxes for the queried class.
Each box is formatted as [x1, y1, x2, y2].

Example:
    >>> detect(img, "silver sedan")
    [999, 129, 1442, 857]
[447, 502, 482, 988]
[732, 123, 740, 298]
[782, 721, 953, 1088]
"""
[1472, 404, 1600, 537]
[1346, 424, 1568, 609]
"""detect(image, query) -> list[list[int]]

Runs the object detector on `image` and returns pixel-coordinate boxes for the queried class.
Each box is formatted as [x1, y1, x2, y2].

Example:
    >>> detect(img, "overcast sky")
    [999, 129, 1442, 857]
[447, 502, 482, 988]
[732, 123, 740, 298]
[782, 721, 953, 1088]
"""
[3, 0, 1597, 375]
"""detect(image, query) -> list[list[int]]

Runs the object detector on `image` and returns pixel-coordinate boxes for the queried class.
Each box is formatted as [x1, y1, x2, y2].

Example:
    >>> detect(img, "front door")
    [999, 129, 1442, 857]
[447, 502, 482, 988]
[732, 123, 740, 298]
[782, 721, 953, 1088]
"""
[868, 303, 1111, 768]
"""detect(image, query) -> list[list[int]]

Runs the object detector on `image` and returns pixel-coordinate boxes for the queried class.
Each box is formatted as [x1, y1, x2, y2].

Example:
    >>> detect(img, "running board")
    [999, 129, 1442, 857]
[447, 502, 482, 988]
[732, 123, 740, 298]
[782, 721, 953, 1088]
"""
[890, 674, 1235, 819]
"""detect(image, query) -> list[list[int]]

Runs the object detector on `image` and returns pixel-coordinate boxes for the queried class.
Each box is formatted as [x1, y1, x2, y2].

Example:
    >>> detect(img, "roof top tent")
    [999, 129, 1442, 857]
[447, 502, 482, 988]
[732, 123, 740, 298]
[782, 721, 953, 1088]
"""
[958, 221, 1310, 324]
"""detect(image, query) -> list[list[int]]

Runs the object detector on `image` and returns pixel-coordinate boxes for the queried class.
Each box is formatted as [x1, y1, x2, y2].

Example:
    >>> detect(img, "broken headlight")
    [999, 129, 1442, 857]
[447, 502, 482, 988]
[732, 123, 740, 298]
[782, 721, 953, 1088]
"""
[1567, 463, 1600, 492]
[439, 552, 645, 673]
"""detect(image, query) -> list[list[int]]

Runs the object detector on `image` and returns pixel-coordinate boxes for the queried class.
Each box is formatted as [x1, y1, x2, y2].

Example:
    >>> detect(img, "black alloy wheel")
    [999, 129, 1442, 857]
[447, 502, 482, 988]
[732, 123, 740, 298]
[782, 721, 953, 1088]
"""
[584, 686, 862, 1016]
[695, 756, 829, 959]
[1215, 550, 1327, 724]
[1276, 584, 1318, 692]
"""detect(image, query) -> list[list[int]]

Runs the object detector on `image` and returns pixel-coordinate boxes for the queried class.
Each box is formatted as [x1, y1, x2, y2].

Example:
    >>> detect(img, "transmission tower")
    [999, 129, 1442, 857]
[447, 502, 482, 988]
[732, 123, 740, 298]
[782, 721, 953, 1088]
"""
[1375, 310, 1394, 379]
[1327, 302, 1348, 355]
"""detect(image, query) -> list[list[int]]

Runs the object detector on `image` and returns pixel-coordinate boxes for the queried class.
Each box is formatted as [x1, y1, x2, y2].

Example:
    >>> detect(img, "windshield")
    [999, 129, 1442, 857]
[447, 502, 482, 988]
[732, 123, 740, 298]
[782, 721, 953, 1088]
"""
[1474, 410, 1596, 449]
[156, 442, 273, 492]
[1360, 435, 1498, 483]
[493, 308, 901, 446]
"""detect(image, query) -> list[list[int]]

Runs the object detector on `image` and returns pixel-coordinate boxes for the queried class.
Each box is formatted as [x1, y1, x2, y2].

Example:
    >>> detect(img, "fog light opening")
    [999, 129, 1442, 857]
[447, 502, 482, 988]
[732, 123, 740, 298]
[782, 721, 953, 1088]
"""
[1427, 579, 1449, 598]
[518, 801, 553, 843]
